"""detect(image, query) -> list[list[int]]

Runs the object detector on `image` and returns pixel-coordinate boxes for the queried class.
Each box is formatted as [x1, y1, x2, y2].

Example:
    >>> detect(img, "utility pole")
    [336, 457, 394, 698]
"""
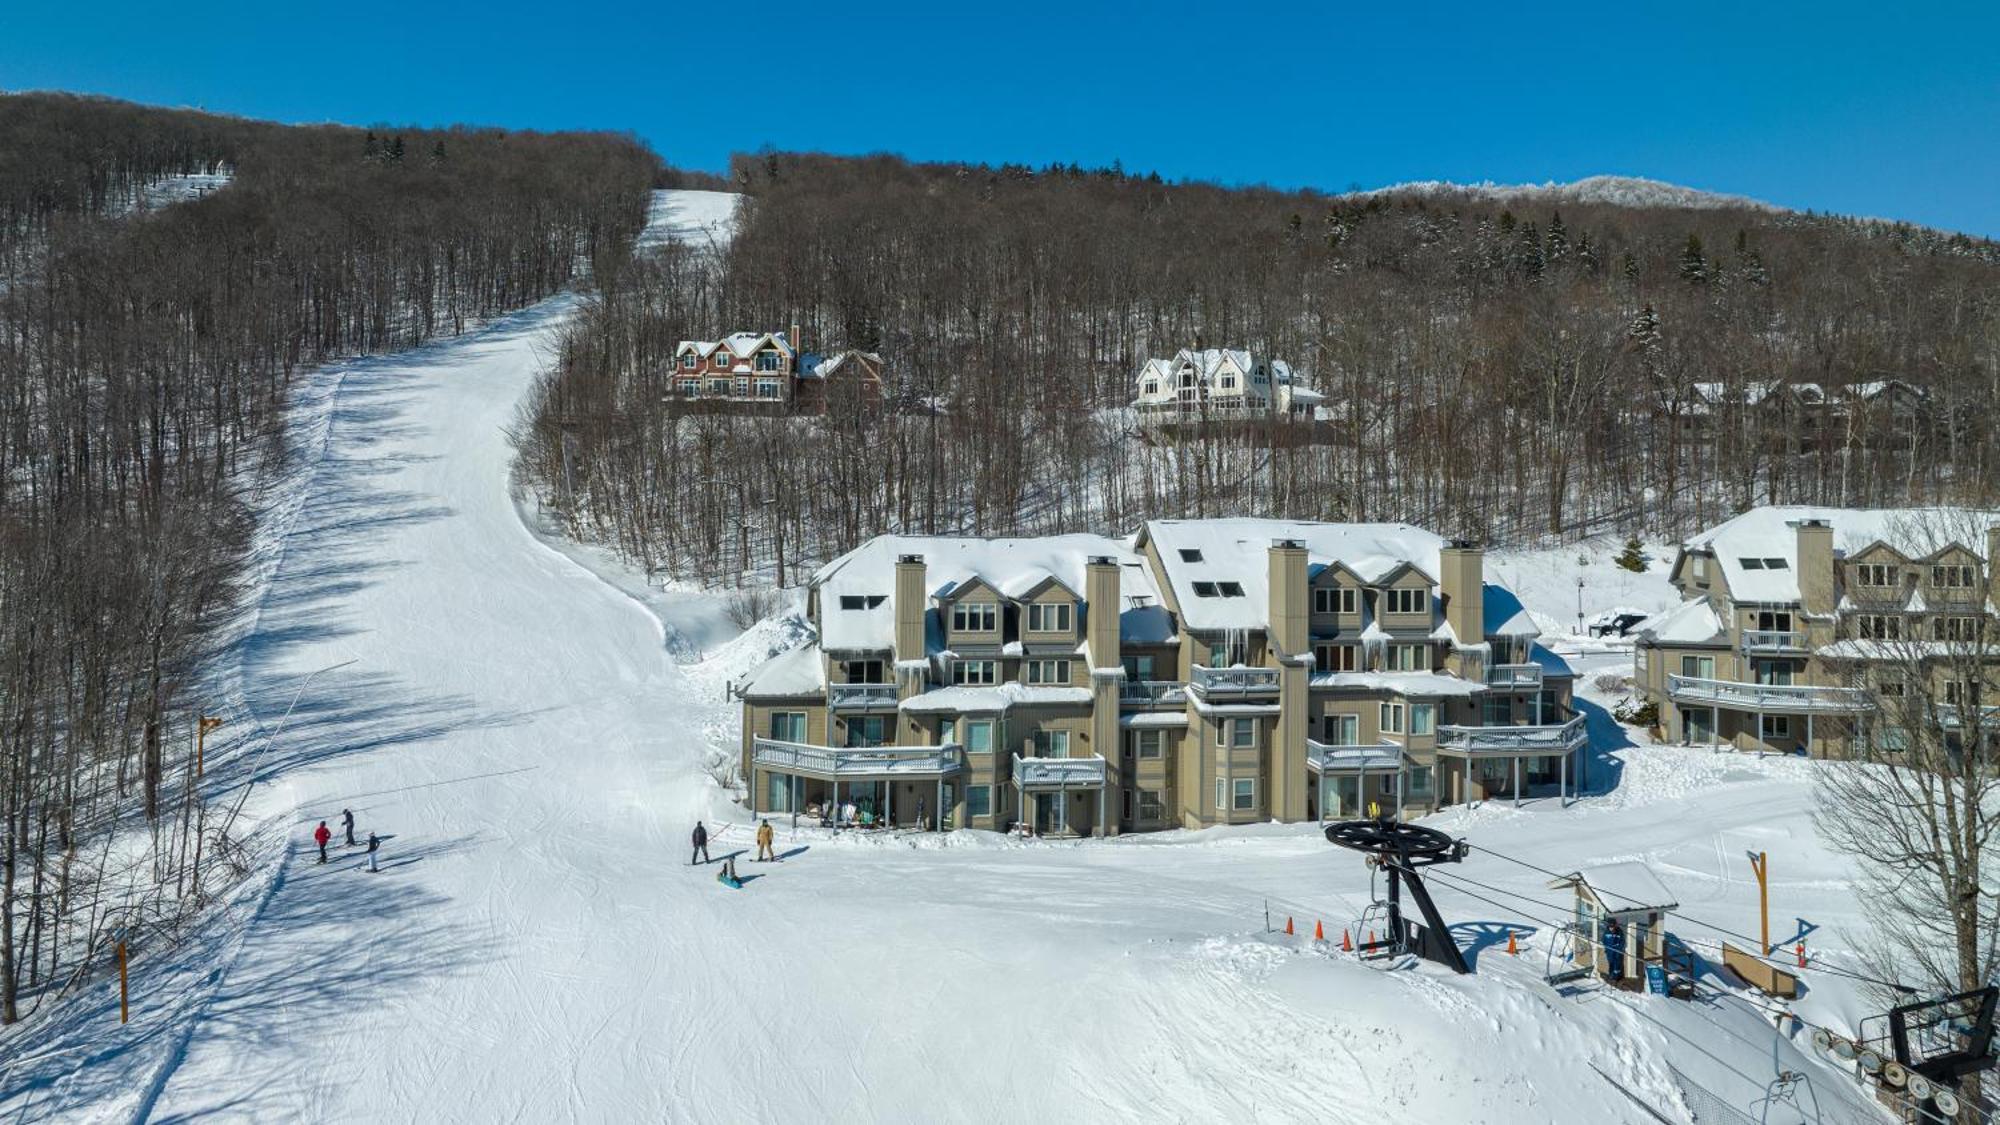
[1749, 851, 1770, 954]
[195, 715, 223, 777]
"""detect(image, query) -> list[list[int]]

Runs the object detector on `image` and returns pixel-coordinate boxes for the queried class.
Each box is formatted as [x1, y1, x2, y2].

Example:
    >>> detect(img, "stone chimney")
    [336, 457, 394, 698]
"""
[1796, 519, 1835, 618]
[1085, 556, 1121, 669]
[894, 554, 927, 667]
[1267, 539, 1308, 657]
[1440, 540, 1485, 647]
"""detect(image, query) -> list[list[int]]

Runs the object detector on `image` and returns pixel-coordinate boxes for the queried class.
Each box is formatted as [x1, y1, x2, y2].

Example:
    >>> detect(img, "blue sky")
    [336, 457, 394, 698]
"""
[7, 0, 1998, 236]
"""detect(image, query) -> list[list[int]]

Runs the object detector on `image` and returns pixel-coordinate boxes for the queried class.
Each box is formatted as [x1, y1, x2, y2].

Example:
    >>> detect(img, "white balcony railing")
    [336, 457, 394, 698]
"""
[1666, 674, 1874, 715]
[1437, 714, 1588, 755]
[1190, 664, 1282, 696]
[1486, 664, 1544, 690]
[1739, 630, 1808, 653]
[752, 738, 962, 778]
[1306, 740, 1405, 772]
[1120, 680, 1188, 706]
[828, 682, 898, 710]
[1012, 753, 1108, 789]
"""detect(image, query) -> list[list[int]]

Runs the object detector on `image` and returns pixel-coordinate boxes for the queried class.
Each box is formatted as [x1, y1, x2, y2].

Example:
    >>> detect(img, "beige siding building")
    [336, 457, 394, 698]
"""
[735, 519, 1584, 835]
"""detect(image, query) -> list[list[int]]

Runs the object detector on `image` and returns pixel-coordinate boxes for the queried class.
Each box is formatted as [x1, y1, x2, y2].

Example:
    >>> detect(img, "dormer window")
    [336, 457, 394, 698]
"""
[1856, 563, 1896, 587]
[1026, 603, 1073, 632]
[756, 349, 784, 372]
[1385, 588, 1428, 615]
[950, 602, 997, 632]
[1179, 548, 1203, 562]
[1313, 587, 1358, 614]
[1931, 564, 1976, 589]
[681, 353, 698, 369]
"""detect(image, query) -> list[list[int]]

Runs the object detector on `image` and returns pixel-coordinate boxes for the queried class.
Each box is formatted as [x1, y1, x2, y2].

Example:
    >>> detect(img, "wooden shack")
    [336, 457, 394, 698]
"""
[1551, 862, 1679, 987]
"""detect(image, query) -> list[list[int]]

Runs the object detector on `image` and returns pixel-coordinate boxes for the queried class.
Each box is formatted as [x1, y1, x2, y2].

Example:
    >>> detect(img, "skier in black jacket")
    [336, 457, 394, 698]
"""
[341, 808, 356, 847]
[691, 822, 710, 866]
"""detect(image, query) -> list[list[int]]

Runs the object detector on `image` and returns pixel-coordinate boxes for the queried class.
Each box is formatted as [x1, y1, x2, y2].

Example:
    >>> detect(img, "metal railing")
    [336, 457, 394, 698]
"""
[1485, 663, 1544, 690]
[752, 738, 962, 777]
[1437, 714, 1588, 754]
[1119, 680, 1188, 706]
[1738, 629, 1807, 653]
[1306, 740, 1405, 772]
[1012, 753, 1108, 789]
[827, 682, 897, 710]
[1666, 674, 1874, 714]
[1190, 664, 1281, 695]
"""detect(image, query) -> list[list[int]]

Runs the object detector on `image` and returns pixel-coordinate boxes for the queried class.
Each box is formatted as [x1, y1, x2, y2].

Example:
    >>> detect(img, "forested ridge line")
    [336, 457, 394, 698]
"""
[0, 92, 659, 1026]
[521, 151, 2000, 590]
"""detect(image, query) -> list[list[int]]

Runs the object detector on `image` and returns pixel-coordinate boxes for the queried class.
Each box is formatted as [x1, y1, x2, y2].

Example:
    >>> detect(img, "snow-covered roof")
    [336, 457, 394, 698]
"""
[811, 534, 1165, 652]
[676, 331, 796, 360]
[737, 644, 825, 699]
[807, 350, 883, 380]
[1141, 519, 1445, 633]
[1637, 599, 1724, 645]
[1306, 671, 1486, 698]
[1482, 584, 1539, 638]
[898, 685, 1093, 714]
[1682, 506, 2000, 604]
[1134, 348, 1281, 399]
[1527, 642, 1574, 679]
[1569, 862, 1678, 914]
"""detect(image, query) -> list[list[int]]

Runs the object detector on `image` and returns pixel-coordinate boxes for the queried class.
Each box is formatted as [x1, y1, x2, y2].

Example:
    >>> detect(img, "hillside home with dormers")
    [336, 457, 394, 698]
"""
[733, 520, 1583, 836]
[672, 328, 799, 405]
[1635, 506, 2000, 756]
[1131, 348, 1320, 428]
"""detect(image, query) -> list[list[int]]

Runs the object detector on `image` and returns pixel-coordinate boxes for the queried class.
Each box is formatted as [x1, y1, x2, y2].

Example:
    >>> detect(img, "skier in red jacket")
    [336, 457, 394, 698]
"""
[313, 821, 332, 864]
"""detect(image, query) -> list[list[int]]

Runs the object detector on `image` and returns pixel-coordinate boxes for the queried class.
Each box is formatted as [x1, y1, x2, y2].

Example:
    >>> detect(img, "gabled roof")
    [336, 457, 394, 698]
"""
[1482, 584, 1540, 638]
[1637, 598, 1724, 645]
[1682, 506, 2000, 604]
[1140, 519, 1445, 633]
[675, 331, 796, 360]
[737, 644, 825, 699]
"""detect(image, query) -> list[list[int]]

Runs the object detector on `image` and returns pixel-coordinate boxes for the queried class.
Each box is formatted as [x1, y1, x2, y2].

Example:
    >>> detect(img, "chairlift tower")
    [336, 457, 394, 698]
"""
[1324, 816, 1472, 974]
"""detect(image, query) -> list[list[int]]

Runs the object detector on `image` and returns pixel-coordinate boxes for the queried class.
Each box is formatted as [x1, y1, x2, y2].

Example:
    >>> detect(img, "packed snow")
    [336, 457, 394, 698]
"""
[1350, 174, 1779, 213]
[0, 192, 1930, 1125]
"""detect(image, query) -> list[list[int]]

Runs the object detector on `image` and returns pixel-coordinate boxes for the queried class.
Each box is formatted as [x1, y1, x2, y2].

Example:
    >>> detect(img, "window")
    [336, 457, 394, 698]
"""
[1314, 644, 1357, 673]
[1763, 558, 1788, 570]
[707, 378, 730, 395]
[1692, 556, 1709, 579]
[1217, 582, 1245, 597]
[1142, 379, 1159, 396]
[755, 349, 783, 372]
[1385, 588, 1428, 615]
[678, 378, 700, 396]
[1680, 655, 1716, 679]
[967, 786, 991, 818]
[1135, 730, 1164, 759]
[1192, 581, 1219, 598]
[1216, 777, 1225, 811]
[733, 376, 750, 397]
[680, 353, 698, 369]
[1228, 718, 1256, 748]
[1406, 765, 1433, 796]
[1138, 789, 1165, 821]
[962, 719, 993, 754]
[952, 660, 997, 685]
[1121, 654, 1155, 680]
[1932, 564, 1977, 589]
[1761, 715, 1792, 740]
[1178, 548, 1204, 562]
[1313, 586, 1358, 615]
[1755, 610, 1793, 632]
[1410, 703, 1436, 737]
[1025, 659, 1071, 685]
[755, 379, 782, 399]
[768, 711, 806, 742]
[1739, 558, 1764, 570]
[1380, 702, 1406, 734]
[1232, 778, 1256, 811]
[838, 595, 884, 612]
[1857, 614, 1902, 641]
[1209, 638, 1247, 667]
[843, 659, 885, 684]
[950, 601, 997, 633]
[845, 716, 887, 747]
[1857, 563, 1896, 587]
[1754, 662, 1793, 686]
[1386, 644, 1425, 672]
[1323, 714, 1359, 745]
[1033, 730, 1070, 758]
[1876, 675, 1905, 698]
[1934, 616, 1981, 643]
[1027, 603, 1073, 633]
[1944, 680, 1974, 706]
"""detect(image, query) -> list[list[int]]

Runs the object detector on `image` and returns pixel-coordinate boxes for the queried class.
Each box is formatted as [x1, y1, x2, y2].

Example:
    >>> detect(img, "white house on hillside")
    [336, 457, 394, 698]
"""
[1132, 348, 1320, 427]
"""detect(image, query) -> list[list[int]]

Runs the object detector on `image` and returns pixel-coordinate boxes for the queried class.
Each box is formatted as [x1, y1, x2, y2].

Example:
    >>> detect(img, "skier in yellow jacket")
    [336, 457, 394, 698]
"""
[755, 819, 776, 862]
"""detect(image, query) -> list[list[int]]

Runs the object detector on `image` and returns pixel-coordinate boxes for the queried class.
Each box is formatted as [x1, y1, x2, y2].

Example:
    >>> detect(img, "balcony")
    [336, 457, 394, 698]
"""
[828, 682, 898, 712]
[1437, 714, 1588, 756]
[1666, 674, 1874, 715]
[1306, 741, 1405, 773]
[1012, 753, 1108, 790]
[1190, 664, 1281, 699]
[752, 738, 963, 778]
[1739, 630, 1808, 654]
[1485, 664, 1544, 691]
[1120, 680, 1188, 708]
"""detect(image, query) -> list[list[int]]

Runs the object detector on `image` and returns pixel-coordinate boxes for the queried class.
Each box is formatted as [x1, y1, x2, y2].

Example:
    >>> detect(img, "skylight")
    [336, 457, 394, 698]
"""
[838, 595, 886, 610]
[1763, 558, 1788, 569]
[1192, 581, 1219, 597]
[1739, 559, 1765, 570]
[1179, 549, 1204, 562]
[1218, 581, 1245, 597]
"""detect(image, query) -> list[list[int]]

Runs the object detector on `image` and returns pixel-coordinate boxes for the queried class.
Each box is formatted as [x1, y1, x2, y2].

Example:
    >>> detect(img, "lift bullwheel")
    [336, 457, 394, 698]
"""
[1324, 816, 1472, 974]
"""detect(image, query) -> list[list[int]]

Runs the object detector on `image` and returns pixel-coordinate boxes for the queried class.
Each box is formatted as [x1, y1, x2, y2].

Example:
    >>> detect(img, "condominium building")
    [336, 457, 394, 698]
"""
[733, 519, 1582, 836]
[1634, 506, 2000, 755]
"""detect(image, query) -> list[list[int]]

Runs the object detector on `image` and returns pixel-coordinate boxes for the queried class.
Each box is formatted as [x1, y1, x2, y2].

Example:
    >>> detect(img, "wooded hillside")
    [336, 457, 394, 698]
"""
[523, 151, 2000, 588]
[0, 93, 657, 1024]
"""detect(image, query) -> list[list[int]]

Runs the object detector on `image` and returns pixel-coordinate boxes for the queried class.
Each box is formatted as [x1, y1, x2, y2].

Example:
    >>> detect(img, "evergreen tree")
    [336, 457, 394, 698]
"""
[363, 130, 381, 162]
[1615, 538, 1647, 573]
[1545, 210, 1569, 264]
[1678, 233, 1708, 283]
[389, 135, 405, 164]
[1621, 251, 1640, 285]
[430, 139, 447, 166]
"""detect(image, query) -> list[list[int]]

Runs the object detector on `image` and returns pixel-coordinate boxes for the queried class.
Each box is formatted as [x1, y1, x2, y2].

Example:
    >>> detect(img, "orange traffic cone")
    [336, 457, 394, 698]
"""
[1314, 920, 1325, 942]
[1506, 931, 1519, 956]
[1341, 929, 1353, 951]
[1285, 916, 1294, 936]
[1367, 929, 1375, 947]
[1796, 943, 1806, 968]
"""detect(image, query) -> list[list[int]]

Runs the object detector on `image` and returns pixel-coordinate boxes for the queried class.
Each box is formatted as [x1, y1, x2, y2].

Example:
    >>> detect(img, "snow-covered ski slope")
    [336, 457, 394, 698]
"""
[11, 191, 1900, 1124]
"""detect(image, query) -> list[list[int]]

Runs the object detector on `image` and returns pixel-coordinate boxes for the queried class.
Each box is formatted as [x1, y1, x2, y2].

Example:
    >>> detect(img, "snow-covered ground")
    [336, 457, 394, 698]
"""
[2, 192, 1909, 1124]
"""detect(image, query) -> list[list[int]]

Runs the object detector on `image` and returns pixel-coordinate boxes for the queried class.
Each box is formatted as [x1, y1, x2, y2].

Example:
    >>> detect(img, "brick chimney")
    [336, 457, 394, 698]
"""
[1796, 519, 1835, 618]
[789, 322, 802, 356]
[1440, 539, 1485, 647]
